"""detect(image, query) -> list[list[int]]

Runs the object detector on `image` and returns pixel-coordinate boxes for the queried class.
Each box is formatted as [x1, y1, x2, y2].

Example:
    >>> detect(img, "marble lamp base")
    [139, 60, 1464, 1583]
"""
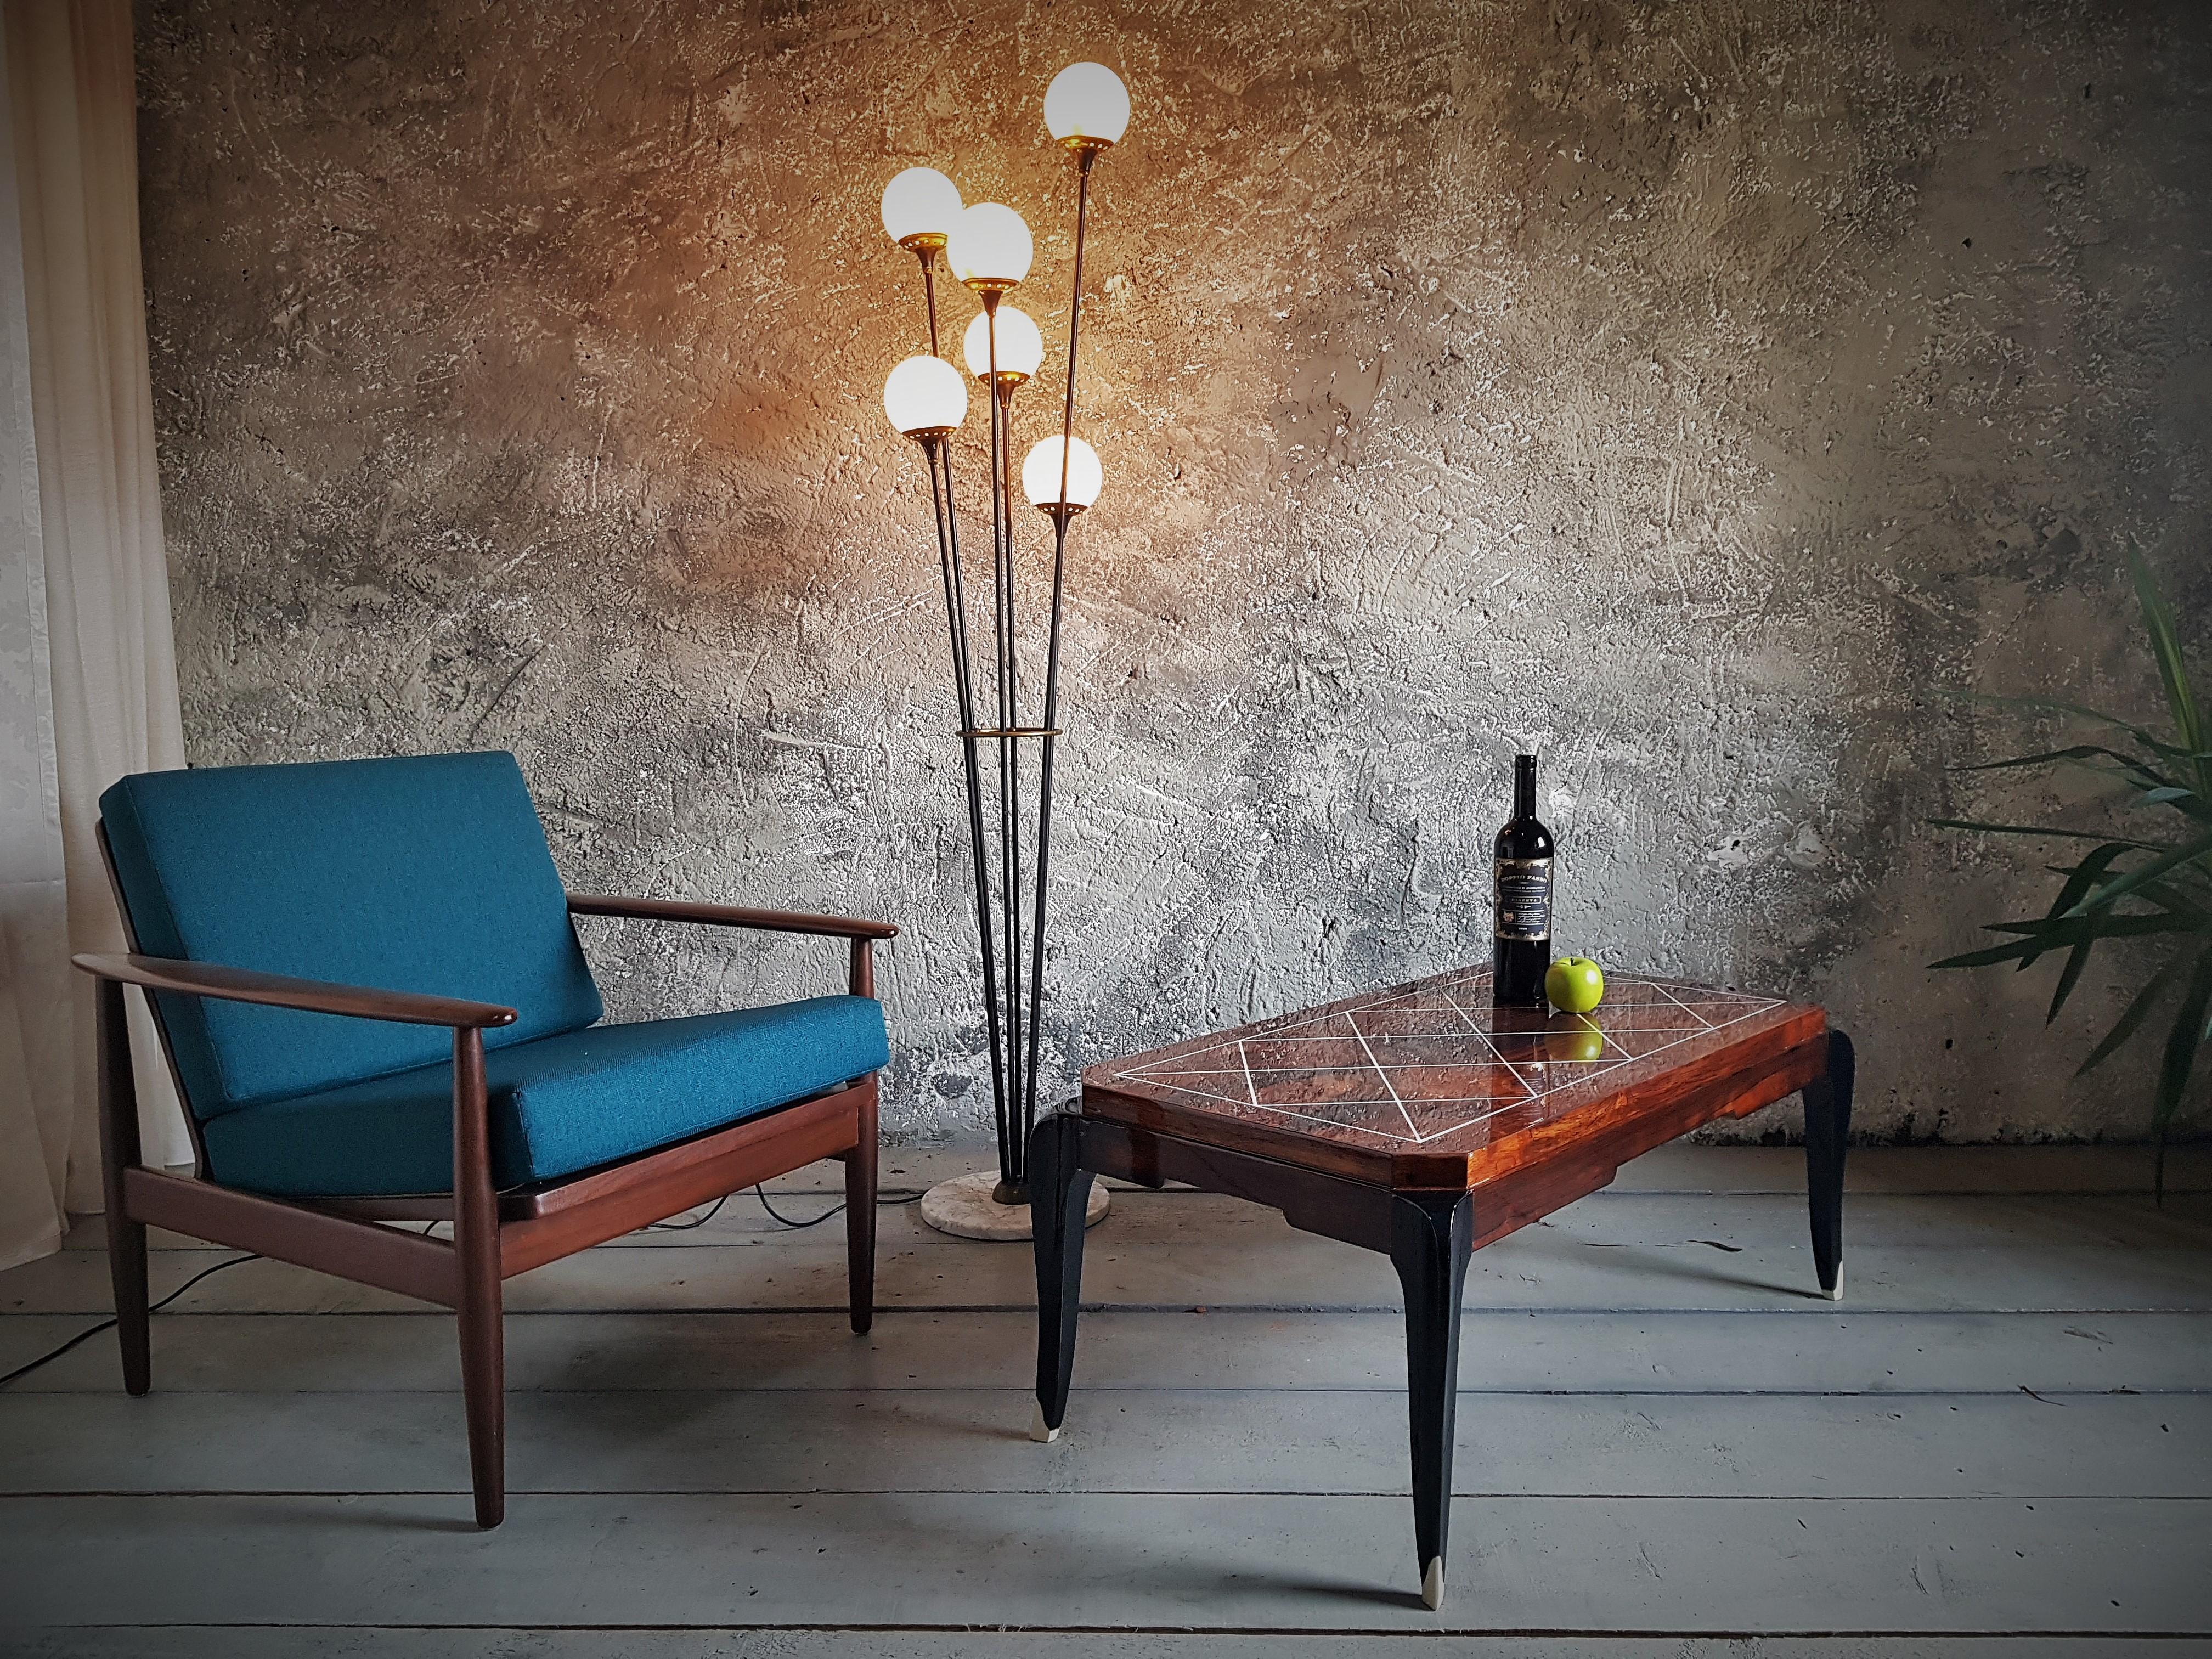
[918, 1169, 1110, 1241]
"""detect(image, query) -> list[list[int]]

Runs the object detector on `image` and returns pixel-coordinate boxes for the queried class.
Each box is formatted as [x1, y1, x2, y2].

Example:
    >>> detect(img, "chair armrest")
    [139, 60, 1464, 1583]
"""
[71, 953, 519, 1029]
[566, 893, 899, 941]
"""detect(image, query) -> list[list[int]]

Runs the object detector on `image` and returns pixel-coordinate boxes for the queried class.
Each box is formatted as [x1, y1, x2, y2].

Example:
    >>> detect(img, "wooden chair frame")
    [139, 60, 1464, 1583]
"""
[74, 836, 896, 1530]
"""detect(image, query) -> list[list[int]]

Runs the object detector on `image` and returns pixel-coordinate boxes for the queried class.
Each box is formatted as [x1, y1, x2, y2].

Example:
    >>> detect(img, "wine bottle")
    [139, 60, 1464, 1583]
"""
[1492, 753, 1554, 1006]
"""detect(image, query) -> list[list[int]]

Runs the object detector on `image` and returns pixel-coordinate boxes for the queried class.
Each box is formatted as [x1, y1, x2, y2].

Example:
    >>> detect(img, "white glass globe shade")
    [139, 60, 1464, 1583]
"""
[882, 354, 969, 436]
[880, 167, 963, 249]
[946, 202, 1034, 290]
[962, 305, 1045, 382]
[1044, 63, 1130, 148]
[1022, 435, 1103, 509]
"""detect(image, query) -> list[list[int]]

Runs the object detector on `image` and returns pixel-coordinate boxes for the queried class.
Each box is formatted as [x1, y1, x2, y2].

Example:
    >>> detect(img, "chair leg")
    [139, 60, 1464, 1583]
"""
[452, 1027, 505, 1529]
[94, 976, 150, 1395]
[458, 1271, 505, 1529]
[106, 1216, 150, 1397]
[844, 1078, 879, 1334]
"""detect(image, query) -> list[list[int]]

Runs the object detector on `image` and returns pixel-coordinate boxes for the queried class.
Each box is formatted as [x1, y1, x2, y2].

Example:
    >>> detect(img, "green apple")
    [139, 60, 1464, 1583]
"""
[1545, 956, 1605, 1014]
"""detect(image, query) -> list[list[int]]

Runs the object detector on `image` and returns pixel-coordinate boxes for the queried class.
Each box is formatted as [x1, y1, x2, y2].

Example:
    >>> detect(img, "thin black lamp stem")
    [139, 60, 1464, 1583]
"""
[1020, 147, 1098, 1142]
[923, 435, 1011, 1161]
[984, 302, 1027, 1193]
[998, 384, 1030, 1189]
[1056, 153, 1095, 505]
[1022, 507, 1074, 1136]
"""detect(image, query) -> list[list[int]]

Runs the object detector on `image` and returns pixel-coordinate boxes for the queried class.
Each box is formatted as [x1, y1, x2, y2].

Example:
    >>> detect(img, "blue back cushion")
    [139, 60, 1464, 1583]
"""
[100, 752, 604, 1118]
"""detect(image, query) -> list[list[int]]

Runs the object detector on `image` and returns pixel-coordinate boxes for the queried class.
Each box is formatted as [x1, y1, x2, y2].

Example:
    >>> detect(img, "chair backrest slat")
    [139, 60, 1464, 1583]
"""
[99, 751, 604, 1118]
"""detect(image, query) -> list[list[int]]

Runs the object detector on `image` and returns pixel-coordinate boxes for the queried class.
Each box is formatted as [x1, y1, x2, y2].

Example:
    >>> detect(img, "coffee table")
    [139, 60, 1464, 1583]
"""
[1026, 965, 1853, 1611]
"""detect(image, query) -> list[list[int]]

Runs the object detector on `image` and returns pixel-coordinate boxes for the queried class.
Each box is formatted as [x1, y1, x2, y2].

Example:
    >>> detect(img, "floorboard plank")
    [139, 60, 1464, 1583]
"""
[12, 1634, 2210, 1658]
[13, 1192, 2211, 1317]
[0, 1492, 2203, 1633]
[52, 1187, 2212, 1251]
[9, 1635, 2209, 1659]
[2, 1308, 2202, 1395]
[1, 1390, 2203, 1500]
[47, 1148, 2212, 1258]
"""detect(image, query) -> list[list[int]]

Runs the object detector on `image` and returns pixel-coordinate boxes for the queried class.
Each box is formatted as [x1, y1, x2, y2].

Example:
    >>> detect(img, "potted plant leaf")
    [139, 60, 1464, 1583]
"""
[1931, 547, 2210, 1200]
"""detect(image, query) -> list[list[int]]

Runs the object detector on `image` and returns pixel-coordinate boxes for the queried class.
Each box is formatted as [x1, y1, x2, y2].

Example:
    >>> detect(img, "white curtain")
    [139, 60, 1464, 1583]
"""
[0, 0, 188, 1271]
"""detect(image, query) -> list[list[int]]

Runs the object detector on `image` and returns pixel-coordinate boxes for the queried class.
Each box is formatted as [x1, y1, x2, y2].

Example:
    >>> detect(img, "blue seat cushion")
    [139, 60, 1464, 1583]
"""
[199, 996, 889, 1196]
[100, 752, 603, 1118]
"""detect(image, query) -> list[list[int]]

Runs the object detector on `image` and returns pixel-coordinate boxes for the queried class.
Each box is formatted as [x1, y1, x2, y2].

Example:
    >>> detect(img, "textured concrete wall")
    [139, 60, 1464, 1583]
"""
[134, 0, 2211, 1144]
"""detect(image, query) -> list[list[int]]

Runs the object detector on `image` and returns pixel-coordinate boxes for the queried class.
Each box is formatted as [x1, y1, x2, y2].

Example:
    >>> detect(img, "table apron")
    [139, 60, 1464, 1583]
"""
[1073, 1032, 1832, 1259]
[1073, 1118, 1397, 1252]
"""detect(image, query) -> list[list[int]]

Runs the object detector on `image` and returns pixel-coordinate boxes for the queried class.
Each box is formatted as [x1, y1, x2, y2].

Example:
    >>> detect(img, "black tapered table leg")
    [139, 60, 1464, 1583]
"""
[1804, 1028, 1855, 1301]
[1029, 1111, 1094, 1443]
[1391, 1189, 1474, 1611]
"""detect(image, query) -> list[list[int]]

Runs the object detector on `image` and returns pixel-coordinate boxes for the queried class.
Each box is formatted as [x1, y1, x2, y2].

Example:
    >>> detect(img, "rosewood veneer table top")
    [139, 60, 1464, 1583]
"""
[1081, 964, 1827, 1189]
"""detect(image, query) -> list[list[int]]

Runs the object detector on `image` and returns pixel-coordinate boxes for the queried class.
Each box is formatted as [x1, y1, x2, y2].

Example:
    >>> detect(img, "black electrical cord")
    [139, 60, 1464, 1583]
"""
[753, 1187, 847, 1228]
[0, 1250, 258, 1391]
[645, 1195, 730, 1232]
[1, 1181, 933, 1387]
[654, 1187, 924, 1232]
[754, 1186, 925, 1229]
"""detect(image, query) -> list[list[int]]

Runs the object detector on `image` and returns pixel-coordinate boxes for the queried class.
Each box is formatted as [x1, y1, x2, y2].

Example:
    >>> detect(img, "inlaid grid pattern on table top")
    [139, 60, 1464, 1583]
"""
[1106, 969, 1786, 1147]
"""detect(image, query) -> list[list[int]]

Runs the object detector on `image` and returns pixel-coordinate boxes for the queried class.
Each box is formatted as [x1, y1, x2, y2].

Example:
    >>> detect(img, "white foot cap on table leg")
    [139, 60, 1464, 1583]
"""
[1029, 1403, 1060, 1443]
[1421, 1558, 1444, 1611]
[1824, 1265, 1844, 1302]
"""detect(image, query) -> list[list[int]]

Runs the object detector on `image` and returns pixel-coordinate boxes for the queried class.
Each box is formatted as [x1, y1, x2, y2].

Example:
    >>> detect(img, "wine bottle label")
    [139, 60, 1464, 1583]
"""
[1495, 856, 1553, 941]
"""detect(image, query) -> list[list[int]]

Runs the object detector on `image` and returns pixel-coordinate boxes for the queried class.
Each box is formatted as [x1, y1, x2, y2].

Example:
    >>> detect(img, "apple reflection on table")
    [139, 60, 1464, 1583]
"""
[1486, 1006, 1609, 1069]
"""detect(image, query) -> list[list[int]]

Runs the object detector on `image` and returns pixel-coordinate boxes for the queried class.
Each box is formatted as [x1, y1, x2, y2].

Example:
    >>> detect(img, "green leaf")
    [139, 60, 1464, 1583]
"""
[2062, 827, 2212, 917]
[2076, 955, 2190, 1076]
[2048, 939, 2096, 1023]
[2137, 878, 2212, 925]
[1986, 910, 2192, 939]
[2153, 942, 2212, 1143]
[2048, 841, 2145, 922]
[2140, 784, 2212, 826]
[2128, 544, 2207, 769]
[1931, 911, 2198, 969]
[2017, 839, 2138, 972]
[1926, 819, 2162, 849]
[1955, 745, 2145, 772]
[1961, 692, 2186, 755]
[1955, 744, 2176, 792]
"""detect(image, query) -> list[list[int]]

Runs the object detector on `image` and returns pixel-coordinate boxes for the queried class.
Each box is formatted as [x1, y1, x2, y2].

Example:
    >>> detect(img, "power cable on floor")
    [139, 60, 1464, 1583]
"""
[2, 1180, 932, 1387]
[644, 1195, 729, 1232]
[753, 1186, 925, 1229]
[0, 1251, 258, 1391]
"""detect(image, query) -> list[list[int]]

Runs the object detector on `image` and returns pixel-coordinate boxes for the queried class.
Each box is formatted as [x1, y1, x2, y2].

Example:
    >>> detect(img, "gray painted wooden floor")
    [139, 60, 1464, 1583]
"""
[1, 1144, 2207, 1658]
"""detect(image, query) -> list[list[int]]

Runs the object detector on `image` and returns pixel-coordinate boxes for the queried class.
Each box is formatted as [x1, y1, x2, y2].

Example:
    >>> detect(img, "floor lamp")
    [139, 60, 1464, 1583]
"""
[879, 63, 1128, 1239]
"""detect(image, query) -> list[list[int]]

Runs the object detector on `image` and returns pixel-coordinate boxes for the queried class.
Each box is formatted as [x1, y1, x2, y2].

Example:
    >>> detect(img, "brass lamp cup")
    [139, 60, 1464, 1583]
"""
[1035, 501, 1086, 524]
[966, 277, 1020, 301]
[900, 232, 948, 255]
[1058, 134, 1114, 156]
[906, 426, 959, 443]
[989, 371, 1028, 394]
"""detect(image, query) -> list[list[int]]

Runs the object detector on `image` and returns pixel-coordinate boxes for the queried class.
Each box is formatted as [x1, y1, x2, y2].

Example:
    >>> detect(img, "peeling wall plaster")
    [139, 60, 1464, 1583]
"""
[136, 0, 2211, 1143]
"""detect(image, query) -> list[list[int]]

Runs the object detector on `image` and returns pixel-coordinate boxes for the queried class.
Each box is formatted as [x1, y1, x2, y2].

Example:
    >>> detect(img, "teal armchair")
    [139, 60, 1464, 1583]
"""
[73, 751, 895, 1527]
